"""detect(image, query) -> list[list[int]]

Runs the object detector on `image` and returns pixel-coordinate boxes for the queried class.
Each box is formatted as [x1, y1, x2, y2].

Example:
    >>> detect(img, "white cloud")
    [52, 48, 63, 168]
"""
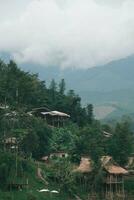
[0, 0, 134, 68]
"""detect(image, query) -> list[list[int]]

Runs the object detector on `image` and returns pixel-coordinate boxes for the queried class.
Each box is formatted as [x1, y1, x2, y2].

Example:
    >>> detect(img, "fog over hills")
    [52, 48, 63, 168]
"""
[19, 55, 134, 120]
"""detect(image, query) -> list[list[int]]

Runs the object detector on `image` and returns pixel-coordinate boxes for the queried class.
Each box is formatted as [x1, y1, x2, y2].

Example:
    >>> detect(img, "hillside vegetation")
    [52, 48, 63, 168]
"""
[0, 60, 134, 199]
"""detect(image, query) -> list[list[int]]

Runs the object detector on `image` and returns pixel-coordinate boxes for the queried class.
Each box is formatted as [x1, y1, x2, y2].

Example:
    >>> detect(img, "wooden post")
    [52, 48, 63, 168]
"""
[115, 175, 117, 198]
[3, 132, 6, 152]
[26, 178, 29, 190]
[122, 176, 125, 200]
[15, 146, 18, 177]
[105, 176, 107, 200]
[109, 175, 113, 200]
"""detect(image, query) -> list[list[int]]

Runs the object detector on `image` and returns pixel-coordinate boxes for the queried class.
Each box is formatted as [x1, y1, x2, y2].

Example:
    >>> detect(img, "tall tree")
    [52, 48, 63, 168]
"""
[59, 79, 66, 95]
[74, 123, 104, 163]
[49, 79, 57, 103]
[109, 121, 133, 166]
[86, 104, 94, 124]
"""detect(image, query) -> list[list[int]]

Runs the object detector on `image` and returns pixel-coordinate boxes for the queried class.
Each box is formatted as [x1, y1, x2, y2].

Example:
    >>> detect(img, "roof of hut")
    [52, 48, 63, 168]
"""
[101, 156, 128, 175]
[74, 157, 92, 173]
[41, 111, 70, 118]
[74, 156, 128, 175]
[32, 107, 50, 112]
[28, 107, 50, 116]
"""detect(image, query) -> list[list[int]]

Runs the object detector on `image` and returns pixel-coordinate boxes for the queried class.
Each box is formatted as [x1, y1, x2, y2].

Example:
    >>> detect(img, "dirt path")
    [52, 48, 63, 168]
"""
[37, 167, 48, 185]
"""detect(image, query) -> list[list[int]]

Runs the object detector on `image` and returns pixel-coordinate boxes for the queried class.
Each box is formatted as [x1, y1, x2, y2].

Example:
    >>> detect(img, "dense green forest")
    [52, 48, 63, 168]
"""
[0, 60, 134, 200]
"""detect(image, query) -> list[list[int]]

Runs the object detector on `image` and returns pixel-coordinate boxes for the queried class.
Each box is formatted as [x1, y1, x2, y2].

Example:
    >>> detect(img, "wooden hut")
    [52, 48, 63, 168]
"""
[74, 156, 128, 198]
[29, 107, 70, 127]
[74, 157, 92, 173]
[73, 157, 93, 191]
[41, 111, 70, 127]
[101, 156, 128, 199]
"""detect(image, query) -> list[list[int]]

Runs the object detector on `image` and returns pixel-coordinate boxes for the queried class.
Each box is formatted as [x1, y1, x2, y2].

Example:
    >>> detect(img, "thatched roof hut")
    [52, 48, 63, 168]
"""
[101, 156, 128, 175]
[74, 156, 128, 175]
[74, 157, 93, 173]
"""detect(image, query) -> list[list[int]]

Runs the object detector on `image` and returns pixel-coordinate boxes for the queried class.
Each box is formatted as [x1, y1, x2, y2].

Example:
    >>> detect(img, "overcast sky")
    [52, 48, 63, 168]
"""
[0, 0, 134, 69]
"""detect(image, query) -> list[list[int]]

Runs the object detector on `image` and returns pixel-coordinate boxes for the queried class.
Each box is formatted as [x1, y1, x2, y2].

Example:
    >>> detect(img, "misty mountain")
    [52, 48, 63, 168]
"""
[20, 55, 134, 92]
[20, 56, 134, 120]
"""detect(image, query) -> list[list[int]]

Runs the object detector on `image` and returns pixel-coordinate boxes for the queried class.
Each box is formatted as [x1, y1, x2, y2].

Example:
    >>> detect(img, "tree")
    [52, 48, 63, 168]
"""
[51, 159, 76, 195]
[74, 123, 104, 164]
[86, 104, 94, 124]
[59, 79, 66, 95]
[50, 127, 77, 152]
[108, 121, 133, 166]
[49, 79, 57, 103]
[21, 131, 39, 158]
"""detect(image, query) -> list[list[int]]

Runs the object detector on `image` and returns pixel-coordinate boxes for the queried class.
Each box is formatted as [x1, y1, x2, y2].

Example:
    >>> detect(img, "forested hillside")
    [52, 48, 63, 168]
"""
[0, 60, 134, 200]
[0, 59, 94, 126]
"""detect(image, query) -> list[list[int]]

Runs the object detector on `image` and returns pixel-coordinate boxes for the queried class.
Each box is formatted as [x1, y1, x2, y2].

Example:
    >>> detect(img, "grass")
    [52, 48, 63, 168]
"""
[0, 159, 134, 200]
[0, 160, 75, 200]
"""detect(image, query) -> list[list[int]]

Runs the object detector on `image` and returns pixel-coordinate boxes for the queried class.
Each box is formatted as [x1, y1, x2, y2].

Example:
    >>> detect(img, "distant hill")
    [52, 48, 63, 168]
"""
[1, 52, 134, 120]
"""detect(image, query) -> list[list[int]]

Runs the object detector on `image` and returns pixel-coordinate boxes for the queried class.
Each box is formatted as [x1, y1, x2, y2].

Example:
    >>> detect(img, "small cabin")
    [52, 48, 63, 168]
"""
[29, 107, 70, 127]
[41, 111, 70, 127]
[101, 156, 128, 199]
[74, 156, 93, 174]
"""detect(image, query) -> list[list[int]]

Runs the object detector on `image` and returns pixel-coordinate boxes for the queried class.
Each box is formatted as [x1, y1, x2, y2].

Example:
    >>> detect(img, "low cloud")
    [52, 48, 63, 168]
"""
[0, 0, 134, 68]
